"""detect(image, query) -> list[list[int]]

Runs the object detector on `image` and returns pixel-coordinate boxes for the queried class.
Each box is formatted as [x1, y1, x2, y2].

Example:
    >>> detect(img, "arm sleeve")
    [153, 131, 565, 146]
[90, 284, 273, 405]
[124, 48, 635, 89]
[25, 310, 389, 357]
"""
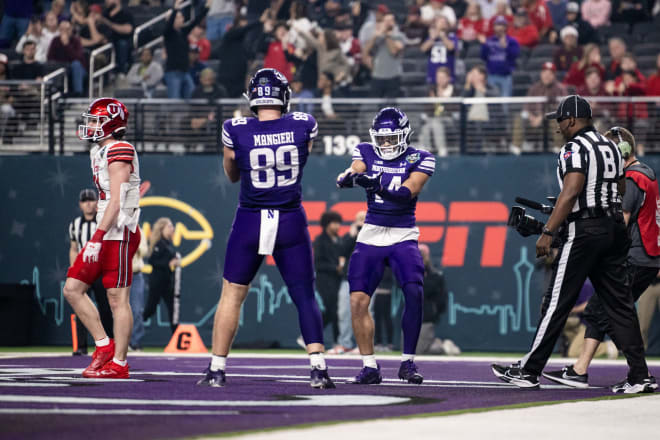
[69, 221, 75, 242]
[622, 177, 644, 214]
[184, 6, 210, 35]
[222, 119, 235, 148]
[558, 142, 587, 175]
[352, 143, 366, 162]
[107, 142, 135, 164]
[165, 6, 177, 31]
[307, 114, 318, 141]
[413, 151, 436, 177]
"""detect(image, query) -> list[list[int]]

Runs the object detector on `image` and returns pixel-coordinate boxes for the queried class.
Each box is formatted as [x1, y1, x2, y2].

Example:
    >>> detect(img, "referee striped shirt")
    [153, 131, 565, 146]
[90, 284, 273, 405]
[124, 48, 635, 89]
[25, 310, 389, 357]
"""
[69, 216, 98, 249]
[557, 127, 624, 213]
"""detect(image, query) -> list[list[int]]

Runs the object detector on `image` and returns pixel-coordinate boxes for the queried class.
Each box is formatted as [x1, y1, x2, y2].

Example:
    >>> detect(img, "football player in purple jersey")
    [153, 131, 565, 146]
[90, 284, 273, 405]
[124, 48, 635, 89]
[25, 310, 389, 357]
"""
[197, 68, 335, 389]
[337, 107, 436, 384]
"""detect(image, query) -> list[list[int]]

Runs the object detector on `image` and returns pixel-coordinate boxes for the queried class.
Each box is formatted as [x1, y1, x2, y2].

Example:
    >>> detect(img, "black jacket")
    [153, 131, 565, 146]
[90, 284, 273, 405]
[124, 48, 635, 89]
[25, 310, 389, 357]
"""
[164, 4, 209, 72]
[313, 232, 342, 280]
[149, 238, 176, 290]
[423, 266, 447, 323]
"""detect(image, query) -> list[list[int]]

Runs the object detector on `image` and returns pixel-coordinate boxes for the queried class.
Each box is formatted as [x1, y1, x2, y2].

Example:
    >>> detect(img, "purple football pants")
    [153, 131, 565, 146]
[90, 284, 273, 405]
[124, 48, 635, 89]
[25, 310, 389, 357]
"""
[223, 206, 324, 345]
[348, 240, 425, 354]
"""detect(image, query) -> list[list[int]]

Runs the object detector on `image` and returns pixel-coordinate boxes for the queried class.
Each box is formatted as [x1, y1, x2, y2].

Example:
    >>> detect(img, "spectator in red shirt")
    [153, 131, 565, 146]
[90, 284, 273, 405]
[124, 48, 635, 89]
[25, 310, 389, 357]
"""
[47, 19, 86, 96]
[577, 66, 611, 121]
[189, 24, 211, 61]
[611, 70, 648, 140]
[646, 54, 660, 97]
[605, 37, 627, 80]
[616, 53, 645, 85]
[521, 0, 553, 41]
[486, 1, 513, 36]
[577, 66, 607, 96]
[263, 22, 296, 82]
[508, 8, 539, 48]
[458, 3, 487, 44]
[553, 26, 582, 72]
[563, 43, 604, 90]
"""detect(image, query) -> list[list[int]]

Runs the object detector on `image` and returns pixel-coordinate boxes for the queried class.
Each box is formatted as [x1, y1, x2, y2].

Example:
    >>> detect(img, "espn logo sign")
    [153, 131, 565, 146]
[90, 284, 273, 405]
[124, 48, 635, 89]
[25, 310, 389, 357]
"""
[304, 201, 509, 268]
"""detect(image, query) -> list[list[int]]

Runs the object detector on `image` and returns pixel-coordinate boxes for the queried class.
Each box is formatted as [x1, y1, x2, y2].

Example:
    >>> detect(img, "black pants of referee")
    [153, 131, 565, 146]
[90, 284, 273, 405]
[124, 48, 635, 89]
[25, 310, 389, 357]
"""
[76, 278, 114, 350]
[520, 216, 649, 382]
[583, 264, 659, 341]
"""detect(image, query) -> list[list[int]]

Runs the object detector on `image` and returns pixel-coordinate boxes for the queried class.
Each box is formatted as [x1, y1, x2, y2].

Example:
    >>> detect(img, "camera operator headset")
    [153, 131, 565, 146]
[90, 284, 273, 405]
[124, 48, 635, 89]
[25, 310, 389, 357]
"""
[492, 95, 654, 393]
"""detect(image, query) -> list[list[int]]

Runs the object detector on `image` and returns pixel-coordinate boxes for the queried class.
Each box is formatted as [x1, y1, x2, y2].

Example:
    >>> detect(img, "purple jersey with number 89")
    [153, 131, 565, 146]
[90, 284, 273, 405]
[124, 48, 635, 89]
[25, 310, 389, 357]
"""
[222, 112, 318, 210]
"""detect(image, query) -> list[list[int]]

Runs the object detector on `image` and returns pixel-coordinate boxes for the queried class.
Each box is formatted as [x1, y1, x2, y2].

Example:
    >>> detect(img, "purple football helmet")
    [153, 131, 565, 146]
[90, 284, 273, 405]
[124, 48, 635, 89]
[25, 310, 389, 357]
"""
[245, 68, 291, 115]
[369, 107, 412, 160]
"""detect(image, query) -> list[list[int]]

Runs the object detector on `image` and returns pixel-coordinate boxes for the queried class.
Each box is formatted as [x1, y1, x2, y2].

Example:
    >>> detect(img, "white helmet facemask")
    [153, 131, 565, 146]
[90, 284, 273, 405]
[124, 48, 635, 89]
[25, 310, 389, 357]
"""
[78, 114, 111, 142]
[370, 127, 410, 160]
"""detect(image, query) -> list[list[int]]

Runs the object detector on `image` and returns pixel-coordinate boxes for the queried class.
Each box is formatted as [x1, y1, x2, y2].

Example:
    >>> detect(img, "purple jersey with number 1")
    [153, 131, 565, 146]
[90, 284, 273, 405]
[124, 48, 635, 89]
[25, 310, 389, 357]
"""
[222, 111, 318, 210]
[352, 143, 436, 228]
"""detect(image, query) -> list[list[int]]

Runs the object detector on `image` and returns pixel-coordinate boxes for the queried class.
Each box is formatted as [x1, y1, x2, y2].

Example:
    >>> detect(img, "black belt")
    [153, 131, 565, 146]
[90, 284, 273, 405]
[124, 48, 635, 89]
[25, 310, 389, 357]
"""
[567, 205, 622, 222]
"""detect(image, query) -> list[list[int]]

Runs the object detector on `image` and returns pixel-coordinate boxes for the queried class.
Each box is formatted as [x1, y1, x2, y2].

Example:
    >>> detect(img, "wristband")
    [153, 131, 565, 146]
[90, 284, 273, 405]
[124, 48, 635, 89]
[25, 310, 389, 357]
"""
[542, 226, 554, 237]
[91, 228, 107, 242]
[378, 186, 412, 203]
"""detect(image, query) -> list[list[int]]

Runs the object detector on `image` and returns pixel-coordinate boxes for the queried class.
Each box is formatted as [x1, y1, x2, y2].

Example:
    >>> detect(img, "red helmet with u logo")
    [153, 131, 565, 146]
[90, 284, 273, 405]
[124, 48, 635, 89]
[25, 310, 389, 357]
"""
[78, 97, 129, 142]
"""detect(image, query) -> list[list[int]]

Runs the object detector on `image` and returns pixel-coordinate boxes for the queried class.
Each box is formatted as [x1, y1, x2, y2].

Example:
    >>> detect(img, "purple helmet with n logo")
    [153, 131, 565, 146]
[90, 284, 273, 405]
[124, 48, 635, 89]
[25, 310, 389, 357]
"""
[245, 68, 291, 115]
[369, 107, 412, 160]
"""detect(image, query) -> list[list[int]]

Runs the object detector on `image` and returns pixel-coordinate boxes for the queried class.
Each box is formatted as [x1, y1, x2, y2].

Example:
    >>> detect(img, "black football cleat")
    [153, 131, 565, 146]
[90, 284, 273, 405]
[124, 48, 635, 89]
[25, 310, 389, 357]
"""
[310, 367, 336, 389]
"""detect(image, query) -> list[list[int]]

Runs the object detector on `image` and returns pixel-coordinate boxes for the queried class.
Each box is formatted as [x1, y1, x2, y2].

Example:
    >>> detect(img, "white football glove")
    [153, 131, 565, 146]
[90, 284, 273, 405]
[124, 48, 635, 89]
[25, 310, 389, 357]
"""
[82, 241, 102, 263]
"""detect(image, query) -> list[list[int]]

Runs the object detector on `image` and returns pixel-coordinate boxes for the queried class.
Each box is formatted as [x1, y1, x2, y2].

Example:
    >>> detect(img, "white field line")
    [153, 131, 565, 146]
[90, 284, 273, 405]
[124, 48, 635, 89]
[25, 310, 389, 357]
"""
[0, 394, 409, 407]
[2, 351, 660, 367]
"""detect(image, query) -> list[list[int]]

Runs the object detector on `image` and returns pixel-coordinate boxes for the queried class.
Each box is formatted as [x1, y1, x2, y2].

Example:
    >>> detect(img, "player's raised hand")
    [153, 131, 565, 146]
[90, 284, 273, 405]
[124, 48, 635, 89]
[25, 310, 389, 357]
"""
[336, 170, 358, 188]
[355, 171, 383, 193]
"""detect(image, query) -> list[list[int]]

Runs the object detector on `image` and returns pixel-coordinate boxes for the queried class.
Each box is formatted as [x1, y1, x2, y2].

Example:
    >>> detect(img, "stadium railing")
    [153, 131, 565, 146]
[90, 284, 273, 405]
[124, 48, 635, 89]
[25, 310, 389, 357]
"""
[133, 1, 194, 53]
[0, 69, 67, 153]
[88, 43, 116, 100]
[2, 96, 659, 155]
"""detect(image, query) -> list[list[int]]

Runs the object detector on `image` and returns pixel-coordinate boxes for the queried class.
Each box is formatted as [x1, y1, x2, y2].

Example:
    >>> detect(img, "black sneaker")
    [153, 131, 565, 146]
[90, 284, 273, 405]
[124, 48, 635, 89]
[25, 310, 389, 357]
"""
[491, 362, 539, 388]
[542, 365, 589, 389]
[611, 376, 657, 394]
[310, 367, 336, 389]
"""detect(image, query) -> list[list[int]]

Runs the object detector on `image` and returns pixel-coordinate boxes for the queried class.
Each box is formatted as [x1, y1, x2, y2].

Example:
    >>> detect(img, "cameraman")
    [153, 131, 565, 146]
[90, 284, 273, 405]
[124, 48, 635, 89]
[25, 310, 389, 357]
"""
[492, 95, 655, 393]
[545, 126, 660, 387]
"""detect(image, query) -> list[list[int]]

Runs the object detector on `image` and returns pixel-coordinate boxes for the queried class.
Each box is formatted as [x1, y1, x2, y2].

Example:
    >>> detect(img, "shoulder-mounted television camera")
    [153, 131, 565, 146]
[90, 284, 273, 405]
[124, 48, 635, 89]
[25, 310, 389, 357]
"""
[507, 197, 556, 237]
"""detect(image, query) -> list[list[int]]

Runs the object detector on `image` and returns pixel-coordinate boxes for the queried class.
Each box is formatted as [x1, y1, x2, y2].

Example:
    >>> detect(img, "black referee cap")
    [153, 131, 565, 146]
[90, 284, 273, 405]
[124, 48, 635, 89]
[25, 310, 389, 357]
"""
[545, 95, 592, 120]
[79, 188, 98, 202]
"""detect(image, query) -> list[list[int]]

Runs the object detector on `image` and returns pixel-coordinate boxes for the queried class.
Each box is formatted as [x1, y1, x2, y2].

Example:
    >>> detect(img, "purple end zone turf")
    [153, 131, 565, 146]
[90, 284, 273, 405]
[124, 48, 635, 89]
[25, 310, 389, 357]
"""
[0, 355, 641, 440]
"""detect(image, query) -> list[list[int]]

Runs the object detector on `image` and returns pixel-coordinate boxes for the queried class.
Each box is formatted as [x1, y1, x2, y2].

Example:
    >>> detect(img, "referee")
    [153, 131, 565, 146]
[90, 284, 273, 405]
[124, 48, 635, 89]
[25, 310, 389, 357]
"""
[492, 95, 655, 393]
[68, 189, 114, 355]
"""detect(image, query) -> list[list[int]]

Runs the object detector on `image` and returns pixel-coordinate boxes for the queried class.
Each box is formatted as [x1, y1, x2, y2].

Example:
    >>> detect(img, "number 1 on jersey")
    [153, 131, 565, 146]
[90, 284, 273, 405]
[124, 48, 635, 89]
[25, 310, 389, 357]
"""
[374, 176, 401, 204]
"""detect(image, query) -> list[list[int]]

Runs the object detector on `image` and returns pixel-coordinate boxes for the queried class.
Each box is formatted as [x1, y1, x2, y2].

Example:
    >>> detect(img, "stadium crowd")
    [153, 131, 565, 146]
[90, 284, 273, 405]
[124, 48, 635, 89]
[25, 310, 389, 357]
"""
[1, 0, 660, 152]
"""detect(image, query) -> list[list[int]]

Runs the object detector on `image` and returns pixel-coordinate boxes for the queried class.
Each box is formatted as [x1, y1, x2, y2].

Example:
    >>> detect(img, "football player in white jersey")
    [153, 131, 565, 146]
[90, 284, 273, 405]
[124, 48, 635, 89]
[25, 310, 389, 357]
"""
[63, 98, 141, 379]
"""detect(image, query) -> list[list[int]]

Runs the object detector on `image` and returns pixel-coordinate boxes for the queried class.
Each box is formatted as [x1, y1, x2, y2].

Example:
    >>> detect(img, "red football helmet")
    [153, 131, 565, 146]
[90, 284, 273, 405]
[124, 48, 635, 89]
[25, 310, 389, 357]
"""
[78, 97, 129, 142]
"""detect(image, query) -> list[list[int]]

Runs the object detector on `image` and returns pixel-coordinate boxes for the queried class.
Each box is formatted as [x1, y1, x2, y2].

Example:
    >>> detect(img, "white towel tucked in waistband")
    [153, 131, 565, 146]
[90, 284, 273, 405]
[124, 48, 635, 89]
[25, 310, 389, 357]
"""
[117, 182, 141, 233]
[258, 209, 279, 255]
